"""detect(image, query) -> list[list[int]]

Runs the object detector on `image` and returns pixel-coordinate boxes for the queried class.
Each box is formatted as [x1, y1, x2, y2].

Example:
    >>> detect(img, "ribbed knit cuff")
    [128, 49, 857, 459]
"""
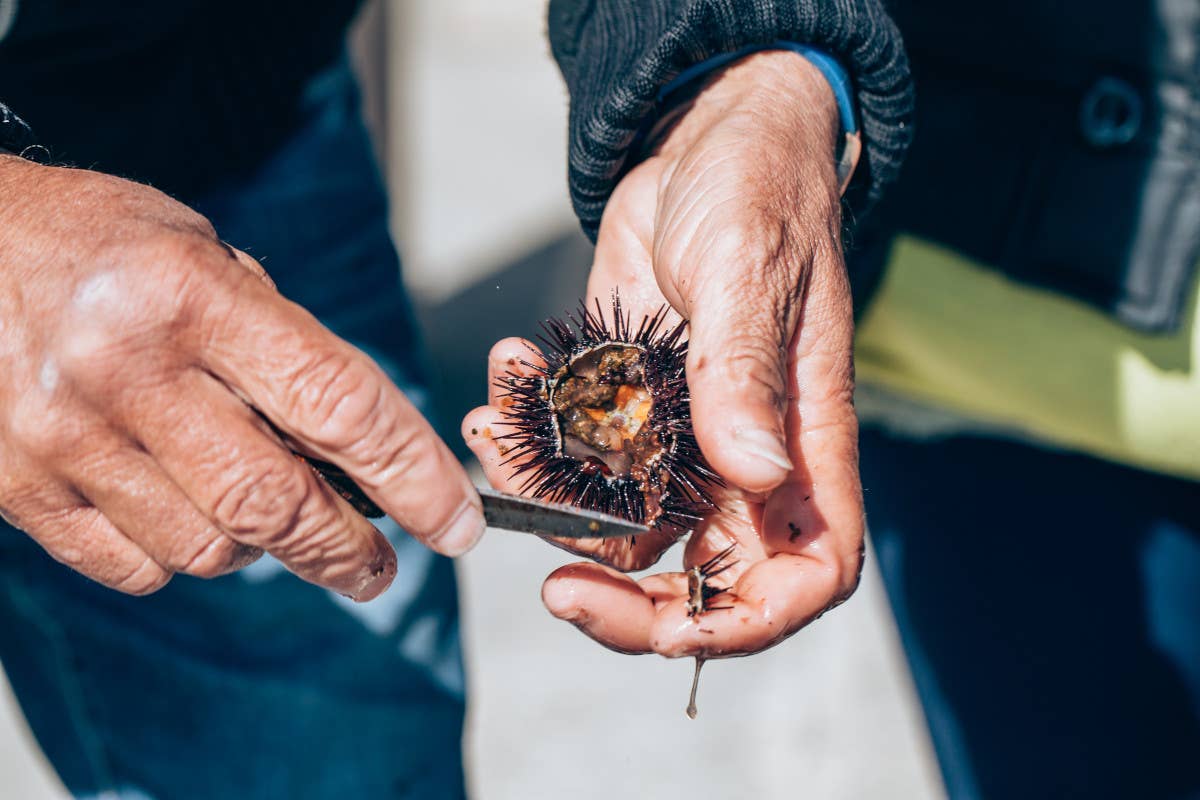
[549, 0, 914, 241]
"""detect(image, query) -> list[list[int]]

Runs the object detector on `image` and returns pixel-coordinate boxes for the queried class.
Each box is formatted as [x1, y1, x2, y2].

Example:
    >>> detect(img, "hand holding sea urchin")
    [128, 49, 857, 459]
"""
[495, 295, 721, 542]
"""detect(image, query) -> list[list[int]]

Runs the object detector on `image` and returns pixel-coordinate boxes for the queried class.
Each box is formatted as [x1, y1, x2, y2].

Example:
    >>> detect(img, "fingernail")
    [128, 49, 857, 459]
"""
[541, 578, 578, 618]
[432, 500, 486, 557]
[353, 556, 396, 602]
[733, 427, 794, 472]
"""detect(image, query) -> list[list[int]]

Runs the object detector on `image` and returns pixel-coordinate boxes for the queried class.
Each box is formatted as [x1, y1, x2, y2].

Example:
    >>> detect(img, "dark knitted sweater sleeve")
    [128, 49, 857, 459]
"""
[547, 0, 914, 240]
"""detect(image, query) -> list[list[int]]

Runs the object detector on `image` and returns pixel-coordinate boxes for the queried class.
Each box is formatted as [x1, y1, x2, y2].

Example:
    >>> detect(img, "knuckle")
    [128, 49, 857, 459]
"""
[179, 213, 219, 242]
[833, 554, 864, 606]
[800, 349, 856, 410]
[9, 403, 80, 461]
[362, 422, 438, 491]
[617, 550, 667, 572]
[690, 215, 789, 289]
[98, 232, 217, 310]
[719, 333, 788, 406]
[154, 230, 221, 270]
[51, 261, 204, 389]
[99, 176, 218, 239]
[599, 538, 671, 573]
[35, 509, 98, 567]
[90, 231, 182, 283]
[56, 323, 134, 380]
[127, 236, 213, 313]
[742, 213, 792, 268]
[828, 529, 866, 606]
[111, 557, 172, 596]
[175, 534, 243, 579]
[211, 457, 310, 540]
[0, 500, 24, 532]
[287, 352, 387, 453]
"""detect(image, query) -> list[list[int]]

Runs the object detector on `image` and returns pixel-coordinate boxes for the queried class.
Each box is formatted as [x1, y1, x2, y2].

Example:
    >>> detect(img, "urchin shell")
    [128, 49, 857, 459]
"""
[496, 295, 719, 537]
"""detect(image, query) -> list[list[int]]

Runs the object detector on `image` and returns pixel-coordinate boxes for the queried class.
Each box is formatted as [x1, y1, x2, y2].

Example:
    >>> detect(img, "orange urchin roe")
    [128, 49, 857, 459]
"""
[550, 344, 665, 485]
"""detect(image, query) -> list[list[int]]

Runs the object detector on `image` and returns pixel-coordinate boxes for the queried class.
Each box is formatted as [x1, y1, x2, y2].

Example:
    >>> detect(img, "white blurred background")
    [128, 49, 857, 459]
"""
[0, 2, 943, 797]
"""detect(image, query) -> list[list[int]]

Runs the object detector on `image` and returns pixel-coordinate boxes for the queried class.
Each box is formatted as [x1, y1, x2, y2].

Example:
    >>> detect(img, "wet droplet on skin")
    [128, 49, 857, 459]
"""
[686, 657, 705, 720]
[39, 359, 59, 392]
[73, 272, 121, 311]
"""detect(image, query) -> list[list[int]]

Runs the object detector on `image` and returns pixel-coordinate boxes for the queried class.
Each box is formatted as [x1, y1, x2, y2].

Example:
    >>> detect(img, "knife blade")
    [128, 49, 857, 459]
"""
[478, 486, 648, 539]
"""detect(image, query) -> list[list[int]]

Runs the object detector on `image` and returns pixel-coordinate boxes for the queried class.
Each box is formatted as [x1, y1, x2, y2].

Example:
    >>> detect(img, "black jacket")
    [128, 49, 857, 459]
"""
[861, 0, 1200, 332]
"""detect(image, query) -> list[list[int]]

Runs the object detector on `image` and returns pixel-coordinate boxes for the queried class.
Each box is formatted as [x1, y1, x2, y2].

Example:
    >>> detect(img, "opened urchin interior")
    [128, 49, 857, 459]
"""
[496, 295, 719, 537]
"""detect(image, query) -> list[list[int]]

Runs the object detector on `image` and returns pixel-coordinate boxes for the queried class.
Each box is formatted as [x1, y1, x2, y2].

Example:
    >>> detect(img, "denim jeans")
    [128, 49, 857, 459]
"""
[0, 64, 466, 799]
[861, 427, 1200, 800]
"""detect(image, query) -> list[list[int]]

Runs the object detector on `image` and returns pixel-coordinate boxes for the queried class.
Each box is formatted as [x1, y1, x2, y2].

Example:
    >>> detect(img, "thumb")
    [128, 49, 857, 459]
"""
[683, 255, 804, 495]
[225, 244, 277, 290]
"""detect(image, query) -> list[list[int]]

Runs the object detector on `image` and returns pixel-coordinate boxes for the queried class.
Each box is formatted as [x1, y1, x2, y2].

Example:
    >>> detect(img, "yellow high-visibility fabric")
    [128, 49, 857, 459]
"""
[855, 236, 1200, 481]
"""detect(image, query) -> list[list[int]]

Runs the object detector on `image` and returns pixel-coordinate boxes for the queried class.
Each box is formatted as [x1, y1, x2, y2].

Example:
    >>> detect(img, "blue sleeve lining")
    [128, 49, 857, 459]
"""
[658, 41, 858, 137]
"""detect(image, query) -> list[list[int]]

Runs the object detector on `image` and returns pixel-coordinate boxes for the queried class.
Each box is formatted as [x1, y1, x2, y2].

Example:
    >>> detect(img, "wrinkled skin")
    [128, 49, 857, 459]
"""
[465, 52, 865, 658]
[0, 155, 485, 600]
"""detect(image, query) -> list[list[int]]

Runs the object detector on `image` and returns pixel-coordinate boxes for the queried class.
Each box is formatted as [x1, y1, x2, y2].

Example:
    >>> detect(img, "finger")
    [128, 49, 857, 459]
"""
[127, 370, 398, 600]
[540, 550, 827, 658]
[762, 245, 864, 591]
[666, 262, 863, 657]
[3, 479, 171, 595]
[638, 571, 688, 602]
[665, 251, 863, 653]
[486, 337, 544, 407]
[55, 423, 262, 579]
[649, 553, 842, 657]
[586, 161, 662, 312]
[540, 507, 783, 657]
[193, 265, 484, 556]
[683, 493, 770, 563]
[588, 194, 687, 333]
[464, 404, 679, 571]
[761, 481, 862, 600]
[683, 243, 806, 494]
[463, 405, 533, 494]
[541, 562, 656, 654]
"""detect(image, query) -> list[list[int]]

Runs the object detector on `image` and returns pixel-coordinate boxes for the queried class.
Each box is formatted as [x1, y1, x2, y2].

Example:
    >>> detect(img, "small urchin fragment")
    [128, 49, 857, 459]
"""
[496, 294, 720, 539]
[685, 543, 738, 617]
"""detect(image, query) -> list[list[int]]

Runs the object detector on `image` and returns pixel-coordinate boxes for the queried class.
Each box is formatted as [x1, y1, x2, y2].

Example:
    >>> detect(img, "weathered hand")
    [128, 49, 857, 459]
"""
[0, 156, 484, 599]
[464, 52, 863, 657]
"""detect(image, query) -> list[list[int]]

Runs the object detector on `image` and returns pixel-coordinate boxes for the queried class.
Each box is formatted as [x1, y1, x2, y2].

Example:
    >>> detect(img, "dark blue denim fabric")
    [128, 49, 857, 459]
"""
[861, 427, 1200, 800]
[0, 64, 466, 799]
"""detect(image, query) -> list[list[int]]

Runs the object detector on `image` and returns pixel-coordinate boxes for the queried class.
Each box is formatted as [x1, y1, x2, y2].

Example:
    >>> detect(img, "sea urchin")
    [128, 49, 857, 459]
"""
[496, 295, 719, 538]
